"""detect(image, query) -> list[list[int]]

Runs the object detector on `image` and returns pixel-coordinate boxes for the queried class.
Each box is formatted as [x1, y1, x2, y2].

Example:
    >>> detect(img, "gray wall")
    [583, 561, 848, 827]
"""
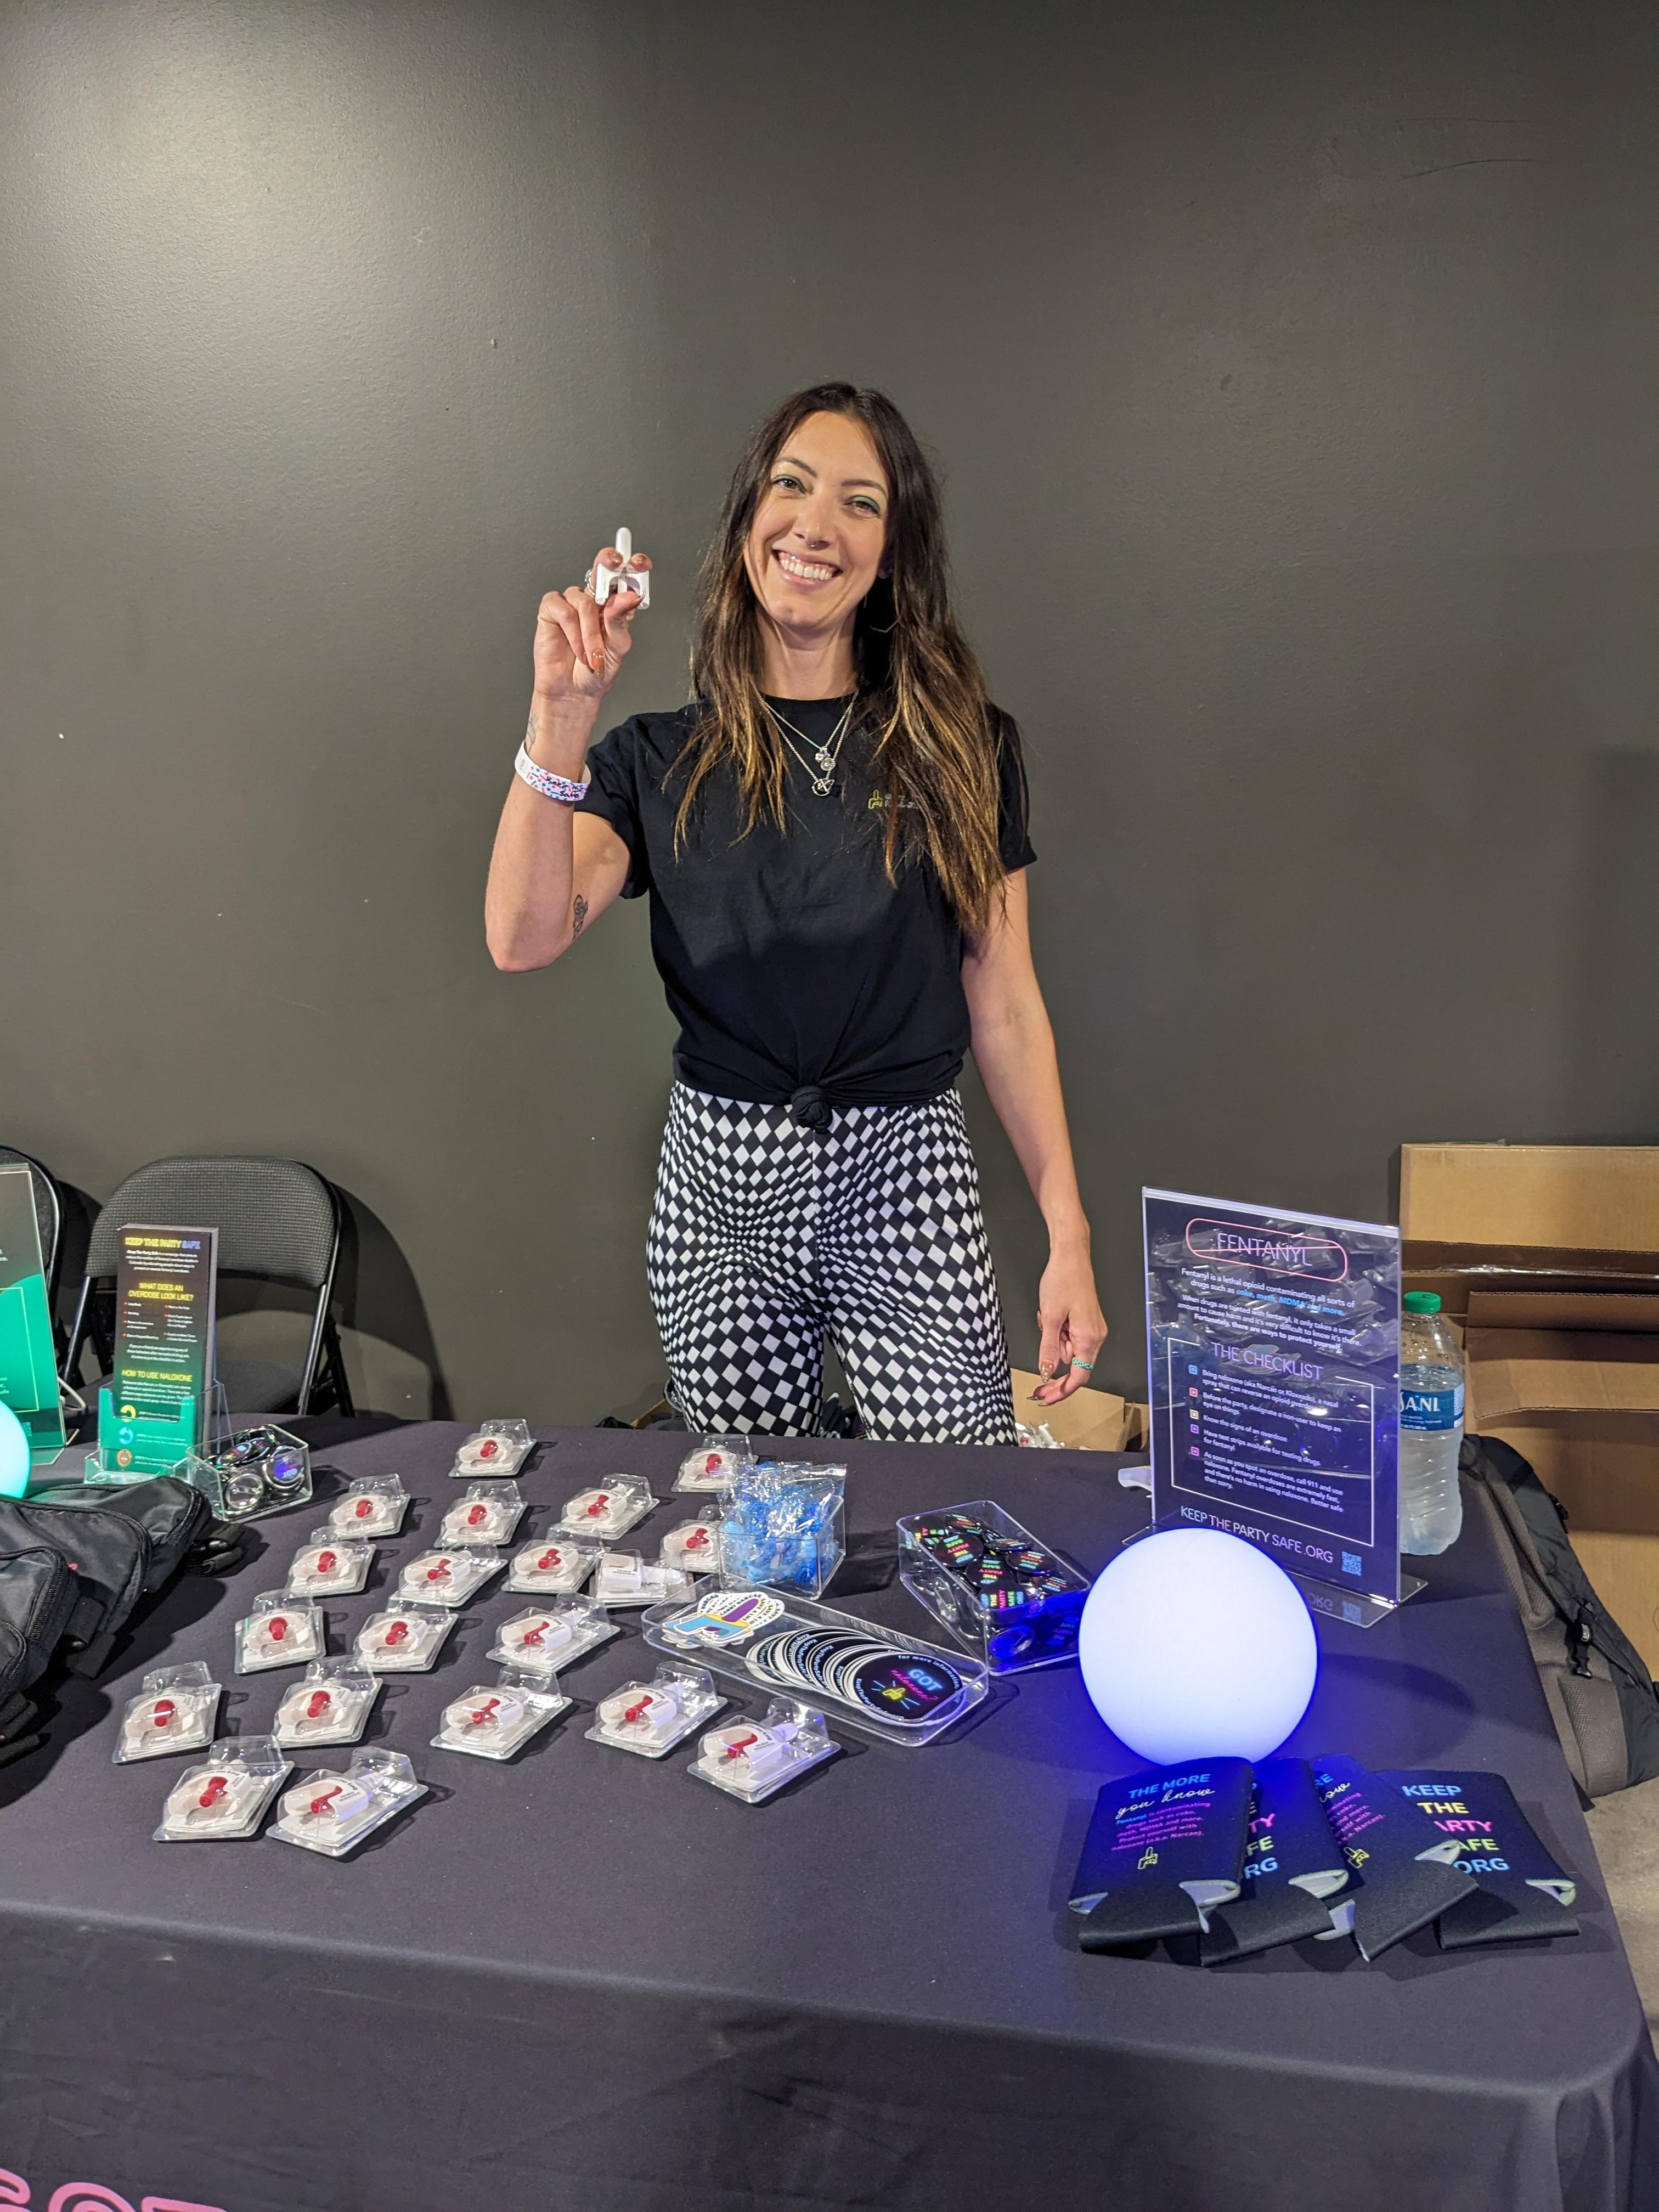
[3, 0, 1655, 1421]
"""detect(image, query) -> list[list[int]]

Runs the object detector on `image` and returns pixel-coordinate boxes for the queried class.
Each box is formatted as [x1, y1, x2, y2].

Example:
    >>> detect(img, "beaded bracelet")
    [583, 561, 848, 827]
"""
[515, 742, 590, 806]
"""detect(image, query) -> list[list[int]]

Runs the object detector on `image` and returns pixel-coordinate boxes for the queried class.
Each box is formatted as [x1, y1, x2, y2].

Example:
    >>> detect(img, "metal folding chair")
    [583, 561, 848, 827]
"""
[66, 1155, 356, 1417]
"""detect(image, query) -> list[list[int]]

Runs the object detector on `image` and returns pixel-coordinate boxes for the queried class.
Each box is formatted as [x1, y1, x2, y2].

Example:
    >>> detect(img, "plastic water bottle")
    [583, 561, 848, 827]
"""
[1398, 1290, 1464, 1555]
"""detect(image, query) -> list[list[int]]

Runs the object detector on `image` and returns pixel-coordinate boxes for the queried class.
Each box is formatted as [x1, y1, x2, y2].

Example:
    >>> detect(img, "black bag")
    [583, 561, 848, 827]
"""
[0, 1499, 150, 1678]
[0, 1544, 78, 1682]
[0, 1545, 81, 1765]
[30, 1476, 215, 1594]
[1461, 1434, 1659, 1798]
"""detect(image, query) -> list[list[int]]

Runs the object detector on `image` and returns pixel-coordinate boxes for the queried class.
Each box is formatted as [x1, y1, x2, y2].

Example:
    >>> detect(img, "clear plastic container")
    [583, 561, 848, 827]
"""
[430, 1669, 570, 1760]
[355, 1601, 456, 1673]
[675, 1437, 753, 1494]
[396, 1548, 505, 1609]
[489, 1597, 618, 1673]
[326, 1474, 409, 1539]
[273, 1659, 382, 1749]
[286, 1528, 376, 1599]
[591, 1550, 699, 1608]
[644, 1587, 989, 1747]
[687, 1700, 840, 1803]
[115, 1663, 222, 1763]
[586, 1664, 725, 1758]
[716, 1463, 846, 1599]
[551, 1475, 657, 1541]
[235, 1593, 326, 1674]
[268, 1748, 426, 1857]
[449, 1420, 534, 1478]
[896, 1498, 1088, 1673]
[1400, 1291, 1464, 1556]
[660, 1509, 723, 1576]
[505, 1532, 602, 1595]
[177, 1425, 314, 1521]
[154, 1737, 291, 1841]
[438, 1483, 527, 1549]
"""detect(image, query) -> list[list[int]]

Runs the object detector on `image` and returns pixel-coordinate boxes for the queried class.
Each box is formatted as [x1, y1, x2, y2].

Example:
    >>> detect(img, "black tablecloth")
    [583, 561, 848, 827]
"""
[0, 1425, 1653, 2212]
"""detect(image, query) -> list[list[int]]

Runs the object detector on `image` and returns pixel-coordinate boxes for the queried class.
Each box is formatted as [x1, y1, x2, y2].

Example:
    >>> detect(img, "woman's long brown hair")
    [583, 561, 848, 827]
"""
[676, 382, 1013, 934]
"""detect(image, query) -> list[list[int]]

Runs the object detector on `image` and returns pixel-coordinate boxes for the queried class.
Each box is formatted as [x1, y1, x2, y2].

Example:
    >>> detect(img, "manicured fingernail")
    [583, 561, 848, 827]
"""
[590, 651, 604, 670]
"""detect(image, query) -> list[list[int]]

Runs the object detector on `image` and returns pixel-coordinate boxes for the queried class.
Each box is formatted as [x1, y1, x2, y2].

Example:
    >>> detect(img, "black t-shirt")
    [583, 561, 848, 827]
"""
[577, 697, 1036, 1107]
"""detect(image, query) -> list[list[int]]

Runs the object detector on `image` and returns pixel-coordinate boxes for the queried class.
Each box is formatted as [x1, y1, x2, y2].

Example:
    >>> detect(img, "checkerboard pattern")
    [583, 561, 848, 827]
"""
[646, 1085, 1018, 1444]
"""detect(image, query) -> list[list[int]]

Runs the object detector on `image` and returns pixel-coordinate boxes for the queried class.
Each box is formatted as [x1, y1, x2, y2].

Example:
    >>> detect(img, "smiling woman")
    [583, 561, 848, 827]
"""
[484, 382, 1107, 1443]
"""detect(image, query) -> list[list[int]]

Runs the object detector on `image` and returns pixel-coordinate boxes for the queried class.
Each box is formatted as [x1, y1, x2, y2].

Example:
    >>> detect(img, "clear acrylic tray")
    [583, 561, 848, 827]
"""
[643, 1587, 990, 1747]
[896, 1497, 1088, 1674]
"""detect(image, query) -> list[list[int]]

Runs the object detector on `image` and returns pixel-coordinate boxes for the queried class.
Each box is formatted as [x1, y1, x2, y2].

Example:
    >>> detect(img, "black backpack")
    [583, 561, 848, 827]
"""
[30, 1475, 218, 1594]
[0, 1498, 151, 1678]
[1460, 1434, 1659, 1799]
[0, 1546, 80, 1763]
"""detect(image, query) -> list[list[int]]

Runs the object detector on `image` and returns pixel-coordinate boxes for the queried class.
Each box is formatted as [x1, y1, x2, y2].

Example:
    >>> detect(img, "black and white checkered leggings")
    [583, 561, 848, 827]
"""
[647, 1085, 1018, 1444]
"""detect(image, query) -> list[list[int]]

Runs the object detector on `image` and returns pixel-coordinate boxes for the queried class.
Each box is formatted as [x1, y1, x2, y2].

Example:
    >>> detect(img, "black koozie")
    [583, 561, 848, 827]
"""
[1070, 1758, 1252, 1951]
[1312, 1754, 1478, 1961]
[1200, 1758, 1350, 1964]
[1383, 1769, 1580, 1949]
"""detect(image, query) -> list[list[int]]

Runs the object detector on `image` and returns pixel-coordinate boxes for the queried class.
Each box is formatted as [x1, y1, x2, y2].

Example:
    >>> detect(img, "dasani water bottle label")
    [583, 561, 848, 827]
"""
[1401, 1385, 1464, 1431]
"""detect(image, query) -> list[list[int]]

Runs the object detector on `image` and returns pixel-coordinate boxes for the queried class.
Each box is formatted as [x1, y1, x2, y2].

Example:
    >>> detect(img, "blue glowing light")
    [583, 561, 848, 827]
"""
[0, 1402, 30, 1499]
[1077, 1527, 1318, 1764]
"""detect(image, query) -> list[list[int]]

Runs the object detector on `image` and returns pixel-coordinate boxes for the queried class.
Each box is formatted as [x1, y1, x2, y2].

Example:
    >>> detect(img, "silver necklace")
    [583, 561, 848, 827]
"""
[767, 697, 855, 796]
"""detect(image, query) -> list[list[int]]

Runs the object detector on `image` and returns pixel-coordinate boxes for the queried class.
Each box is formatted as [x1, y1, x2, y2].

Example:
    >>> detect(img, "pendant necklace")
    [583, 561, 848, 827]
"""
[767, 697, 856, 796]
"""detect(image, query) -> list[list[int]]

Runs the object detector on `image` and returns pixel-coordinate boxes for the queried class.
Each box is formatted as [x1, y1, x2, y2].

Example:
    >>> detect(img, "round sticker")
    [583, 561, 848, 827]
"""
[849, 1652, 965, 1720]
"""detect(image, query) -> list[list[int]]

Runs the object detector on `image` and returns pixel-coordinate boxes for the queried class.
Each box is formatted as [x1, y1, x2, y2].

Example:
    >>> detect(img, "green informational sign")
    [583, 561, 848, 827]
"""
[0, 1163, 65, 1464]
[97, 1223, 218, 1477]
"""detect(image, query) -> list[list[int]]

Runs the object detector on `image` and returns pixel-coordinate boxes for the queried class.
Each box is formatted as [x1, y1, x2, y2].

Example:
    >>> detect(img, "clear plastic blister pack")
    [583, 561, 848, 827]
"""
[586, 1664, 725, 1758]
[489, 1597, 617, 1673]
[115, 1662, 222, 1763]
[689, 1700, 840, 1803]
[327, 1474, 409, 1539]
[430, 1668, 571, 1761]
[235, 1592, 326, 1674]
[896, 1499, 1089, 1674]
[269, 1748, 427, 1858]
[286, 1527, 376, 1599]
[716, 1462, 846, 1598]
[356, 1601, 456, 1673]
[674, 1437, 753, 1494]
[450, 1420, 534, 1478]
[659, 1510, 723, 1576]
[551, 1475, 657, 1540]
[592, 1550, 698, 1609]
[273, 1658, 382, 1748]
[155, 1736, 291, 1841]
[505, 1532, 601, 1595]
[646, 1587, 989, 1746]
[396, 1548, 505, 1609]
[438, 1482, 527, 1549]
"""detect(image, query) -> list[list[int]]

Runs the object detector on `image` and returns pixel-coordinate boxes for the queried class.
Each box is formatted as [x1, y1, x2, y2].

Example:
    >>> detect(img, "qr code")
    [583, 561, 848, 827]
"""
[1342, 1551, 1362, 1577]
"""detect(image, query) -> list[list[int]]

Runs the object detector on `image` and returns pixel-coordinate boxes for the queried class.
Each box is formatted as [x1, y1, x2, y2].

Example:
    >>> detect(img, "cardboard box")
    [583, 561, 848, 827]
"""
[1010, 1370, 1148, 1454]
[1400, 1143, 1659, 1674]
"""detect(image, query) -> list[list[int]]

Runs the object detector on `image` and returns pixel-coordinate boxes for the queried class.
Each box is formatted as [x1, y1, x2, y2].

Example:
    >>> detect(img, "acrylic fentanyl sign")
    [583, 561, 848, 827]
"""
[1144, 1190, 1402, 1606]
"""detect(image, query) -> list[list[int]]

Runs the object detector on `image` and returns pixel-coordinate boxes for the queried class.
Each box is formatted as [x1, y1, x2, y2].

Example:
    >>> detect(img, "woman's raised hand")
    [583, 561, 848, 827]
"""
[532, 543, 652, 708]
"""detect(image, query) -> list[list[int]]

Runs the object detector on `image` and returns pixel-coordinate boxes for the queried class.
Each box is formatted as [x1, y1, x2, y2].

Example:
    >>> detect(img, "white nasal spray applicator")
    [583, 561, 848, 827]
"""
[594, 527, 649, 609]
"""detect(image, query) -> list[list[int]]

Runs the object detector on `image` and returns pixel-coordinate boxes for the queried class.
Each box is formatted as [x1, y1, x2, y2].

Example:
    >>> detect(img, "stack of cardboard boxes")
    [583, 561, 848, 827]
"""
[1401, 1143, 1659, 1675]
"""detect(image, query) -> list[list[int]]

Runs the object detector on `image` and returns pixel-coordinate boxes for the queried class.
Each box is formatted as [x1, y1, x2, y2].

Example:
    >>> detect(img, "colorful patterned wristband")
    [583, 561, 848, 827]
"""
[514, 742, 590, 806]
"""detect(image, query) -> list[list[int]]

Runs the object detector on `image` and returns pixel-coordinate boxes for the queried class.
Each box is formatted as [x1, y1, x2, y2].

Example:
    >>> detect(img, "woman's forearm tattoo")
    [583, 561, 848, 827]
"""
[571, 894, 589, 938]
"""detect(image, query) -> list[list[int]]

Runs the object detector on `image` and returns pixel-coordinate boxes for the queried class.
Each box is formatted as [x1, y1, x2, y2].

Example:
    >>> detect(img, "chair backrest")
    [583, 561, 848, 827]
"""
[86, 1156, 340, 1291]
[0, 1147, 62, 1288]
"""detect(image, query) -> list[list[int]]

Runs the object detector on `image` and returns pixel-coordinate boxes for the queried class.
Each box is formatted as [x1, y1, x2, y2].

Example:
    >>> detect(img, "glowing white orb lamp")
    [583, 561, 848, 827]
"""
[0, 1401, 30, 1500]
[1078, 1527, 1318, 1764]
